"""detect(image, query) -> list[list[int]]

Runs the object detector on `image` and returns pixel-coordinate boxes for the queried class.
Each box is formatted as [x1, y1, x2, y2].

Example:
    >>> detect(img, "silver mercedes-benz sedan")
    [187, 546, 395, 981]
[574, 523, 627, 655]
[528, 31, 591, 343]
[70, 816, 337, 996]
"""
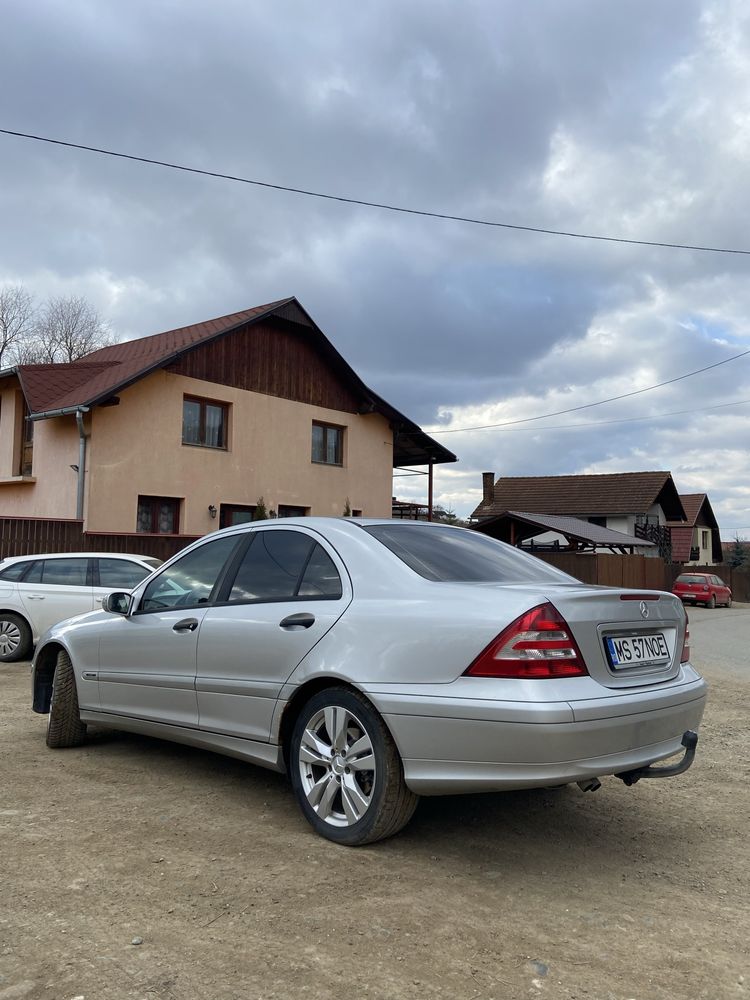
[31, 518, 707, 845]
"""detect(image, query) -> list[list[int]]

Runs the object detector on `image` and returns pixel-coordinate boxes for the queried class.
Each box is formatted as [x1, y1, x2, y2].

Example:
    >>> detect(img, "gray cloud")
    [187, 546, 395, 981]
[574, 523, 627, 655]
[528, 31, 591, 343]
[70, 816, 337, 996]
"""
[2, 0, 750, 533]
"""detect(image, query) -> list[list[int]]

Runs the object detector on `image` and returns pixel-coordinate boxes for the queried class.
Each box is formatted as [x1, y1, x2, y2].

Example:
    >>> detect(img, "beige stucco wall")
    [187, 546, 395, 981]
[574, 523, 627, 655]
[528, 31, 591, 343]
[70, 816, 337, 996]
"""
[84, 371, 395, 534]
[0, 381, 80, 519]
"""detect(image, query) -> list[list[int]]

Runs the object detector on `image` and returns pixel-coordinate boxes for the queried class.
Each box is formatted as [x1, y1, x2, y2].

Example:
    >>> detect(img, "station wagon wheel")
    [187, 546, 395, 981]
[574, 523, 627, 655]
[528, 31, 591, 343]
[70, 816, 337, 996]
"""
[0, 612, 32, 662]
[290, 687, 418, 846]
[46, 649, 87, 748]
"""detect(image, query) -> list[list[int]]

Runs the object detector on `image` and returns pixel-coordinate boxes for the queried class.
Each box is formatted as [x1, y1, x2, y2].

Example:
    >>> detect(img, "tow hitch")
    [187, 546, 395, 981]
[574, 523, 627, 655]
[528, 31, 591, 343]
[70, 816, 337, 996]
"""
[616, 731, 699, 786]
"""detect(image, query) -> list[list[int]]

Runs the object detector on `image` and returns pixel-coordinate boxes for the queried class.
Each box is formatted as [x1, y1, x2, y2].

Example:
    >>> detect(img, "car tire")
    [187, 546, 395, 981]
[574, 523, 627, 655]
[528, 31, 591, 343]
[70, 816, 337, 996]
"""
[707, 595, 716, 609]
[726, 598, 732, 609]
[290, 687, 418, 846]
[0, 612, 33, 662]
[46, 649, 87, 748]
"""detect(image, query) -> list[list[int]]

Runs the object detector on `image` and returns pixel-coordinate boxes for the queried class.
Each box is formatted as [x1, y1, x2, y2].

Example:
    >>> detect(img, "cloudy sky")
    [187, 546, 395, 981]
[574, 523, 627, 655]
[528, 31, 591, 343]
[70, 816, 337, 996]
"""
[2, 0, 750, 534]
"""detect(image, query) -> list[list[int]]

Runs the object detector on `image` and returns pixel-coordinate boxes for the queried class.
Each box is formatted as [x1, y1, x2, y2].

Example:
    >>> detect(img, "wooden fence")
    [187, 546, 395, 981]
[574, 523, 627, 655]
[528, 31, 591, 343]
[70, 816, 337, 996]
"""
[0, 517, 198, 563]
[2, 517, 750, 599]
[536, 551, 750, 601]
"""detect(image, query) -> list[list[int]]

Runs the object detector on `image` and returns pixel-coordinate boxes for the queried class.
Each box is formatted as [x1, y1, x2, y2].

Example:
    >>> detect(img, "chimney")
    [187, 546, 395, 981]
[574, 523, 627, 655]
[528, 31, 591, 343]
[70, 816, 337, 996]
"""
[482, 472, 495, 505]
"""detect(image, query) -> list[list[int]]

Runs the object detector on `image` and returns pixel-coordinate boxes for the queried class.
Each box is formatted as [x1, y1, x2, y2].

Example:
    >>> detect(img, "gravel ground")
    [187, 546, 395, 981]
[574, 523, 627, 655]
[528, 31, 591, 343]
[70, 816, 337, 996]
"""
[1, 605, 748, 1000]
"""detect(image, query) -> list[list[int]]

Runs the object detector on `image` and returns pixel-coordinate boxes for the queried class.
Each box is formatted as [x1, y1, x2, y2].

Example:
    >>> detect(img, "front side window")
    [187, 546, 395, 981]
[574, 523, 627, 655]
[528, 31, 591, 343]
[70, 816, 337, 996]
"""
[312, 422, 343, 465]
[183, 396, 228, 449]
[139, 535, 241, 612]
[137, 496, 181, 534]
[226, 530, 342, 602]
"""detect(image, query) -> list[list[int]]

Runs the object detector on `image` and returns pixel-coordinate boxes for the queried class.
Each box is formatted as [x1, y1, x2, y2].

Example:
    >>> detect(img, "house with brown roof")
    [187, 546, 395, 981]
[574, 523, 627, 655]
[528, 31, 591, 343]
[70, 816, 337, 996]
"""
[471, 471, 687, 559]
[667, 494, 723, 565]
[0, 297, 455, 541]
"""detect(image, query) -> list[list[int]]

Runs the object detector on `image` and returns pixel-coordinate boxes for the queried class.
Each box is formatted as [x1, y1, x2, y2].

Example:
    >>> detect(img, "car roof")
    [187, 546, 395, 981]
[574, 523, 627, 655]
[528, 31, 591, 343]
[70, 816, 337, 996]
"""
[0, 552, 156, 564]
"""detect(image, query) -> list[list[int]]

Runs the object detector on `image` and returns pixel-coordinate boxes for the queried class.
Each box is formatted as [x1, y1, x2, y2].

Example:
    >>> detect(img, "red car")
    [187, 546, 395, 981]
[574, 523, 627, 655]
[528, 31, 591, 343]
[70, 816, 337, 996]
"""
[672, 572, 732, 609]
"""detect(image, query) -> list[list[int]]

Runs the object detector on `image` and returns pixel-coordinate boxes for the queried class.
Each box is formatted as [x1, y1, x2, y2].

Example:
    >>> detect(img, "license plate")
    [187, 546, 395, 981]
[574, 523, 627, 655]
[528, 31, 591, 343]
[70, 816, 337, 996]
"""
[605, 633, 670, 668]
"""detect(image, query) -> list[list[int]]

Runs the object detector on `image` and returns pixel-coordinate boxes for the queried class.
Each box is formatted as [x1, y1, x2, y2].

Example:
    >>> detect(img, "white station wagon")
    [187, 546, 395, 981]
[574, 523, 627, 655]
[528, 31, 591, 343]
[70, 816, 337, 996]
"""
[0, 552, 160, 660]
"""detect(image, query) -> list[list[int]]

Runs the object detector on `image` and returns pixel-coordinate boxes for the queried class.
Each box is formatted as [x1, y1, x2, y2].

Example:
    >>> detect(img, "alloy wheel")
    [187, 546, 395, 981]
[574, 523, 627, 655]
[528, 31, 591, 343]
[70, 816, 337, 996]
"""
[297, 705, 376, 828]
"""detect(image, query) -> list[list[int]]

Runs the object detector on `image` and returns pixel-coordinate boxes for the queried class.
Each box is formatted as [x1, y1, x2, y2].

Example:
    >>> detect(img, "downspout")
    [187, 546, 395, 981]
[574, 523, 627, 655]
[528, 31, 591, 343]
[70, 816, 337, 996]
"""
[75, 408, 89, 522]
[427, 460, 434, 522]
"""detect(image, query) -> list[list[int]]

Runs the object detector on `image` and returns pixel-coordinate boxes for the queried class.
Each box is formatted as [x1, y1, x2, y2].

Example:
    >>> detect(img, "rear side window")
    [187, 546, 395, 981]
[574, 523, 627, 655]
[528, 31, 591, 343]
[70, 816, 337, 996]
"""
[227, 530, 342, 602]
[98, 558, 152, 589]
[140, 536, 240, 612]
[363, 523, 576, 583]
[0, 561, 33, 581]
[298, 545, 343, 598]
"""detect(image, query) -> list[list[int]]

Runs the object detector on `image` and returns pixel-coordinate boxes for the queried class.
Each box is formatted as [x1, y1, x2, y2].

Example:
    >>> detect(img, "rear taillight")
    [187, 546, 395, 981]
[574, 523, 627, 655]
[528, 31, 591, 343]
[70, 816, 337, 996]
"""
[681, 614, 690, 664]
[464, 603, 588, 678]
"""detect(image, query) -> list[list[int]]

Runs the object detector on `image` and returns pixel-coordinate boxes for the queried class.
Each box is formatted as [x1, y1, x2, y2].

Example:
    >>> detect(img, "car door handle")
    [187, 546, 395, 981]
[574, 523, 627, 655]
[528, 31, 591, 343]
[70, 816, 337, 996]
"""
[173, 618, 199, 633]
[279, 612, 316, 630]
[27, 594, 45, 600]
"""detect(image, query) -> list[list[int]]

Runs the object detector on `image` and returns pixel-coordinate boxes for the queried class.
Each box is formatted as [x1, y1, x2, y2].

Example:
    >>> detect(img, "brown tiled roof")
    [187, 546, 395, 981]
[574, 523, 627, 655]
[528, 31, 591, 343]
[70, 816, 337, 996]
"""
[17, 299, 292, 414]
[670, 493, 706, 527]
[472, 471, 686, 521]
[667, 493, 722, 562]
[11, 296, 457, 468]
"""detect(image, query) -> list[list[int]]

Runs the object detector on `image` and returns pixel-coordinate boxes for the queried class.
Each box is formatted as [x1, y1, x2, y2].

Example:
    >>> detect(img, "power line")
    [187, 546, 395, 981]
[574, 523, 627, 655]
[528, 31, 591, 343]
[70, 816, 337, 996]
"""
[429, 396, 750, 434]
[3, 127, 750, 255]
[428, 347, 750, 434]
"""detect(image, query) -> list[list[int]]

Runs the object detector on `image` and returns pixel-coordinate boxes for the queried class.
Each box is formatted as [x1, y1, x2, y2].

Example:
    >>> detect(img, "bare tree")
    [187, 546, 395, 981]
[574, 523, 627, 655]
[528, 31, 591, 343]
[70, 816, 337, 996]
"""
[29, 294, 113, 363]
[0, 285, 35, 367]
[0, 286, 115, 365]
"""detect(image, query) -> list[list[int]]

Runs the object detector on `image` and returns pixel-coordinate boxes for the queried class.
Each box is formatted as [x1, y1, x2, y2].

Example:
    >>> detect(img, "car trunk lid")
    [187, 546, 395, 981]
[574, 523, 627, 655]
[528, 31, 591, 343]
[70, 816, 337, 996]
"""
[543, 586, 685, 689]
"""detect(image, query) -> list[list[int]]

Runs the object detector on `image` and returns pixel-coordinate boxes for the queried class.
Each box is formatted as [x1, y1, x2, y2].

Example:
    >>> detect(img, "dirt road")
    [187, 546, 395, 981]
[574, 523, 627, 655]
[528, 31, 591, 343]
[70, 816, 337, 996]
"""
[1, 607, 748, 1000]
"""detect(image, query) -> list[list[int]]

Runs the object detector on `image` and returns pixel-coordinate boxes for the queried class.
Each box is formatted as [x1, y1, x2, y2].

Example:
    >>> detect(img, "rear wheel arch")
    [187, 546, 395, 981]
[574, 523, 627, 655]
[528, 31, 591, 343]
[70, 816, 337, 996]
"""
[280, 678, 373, 771]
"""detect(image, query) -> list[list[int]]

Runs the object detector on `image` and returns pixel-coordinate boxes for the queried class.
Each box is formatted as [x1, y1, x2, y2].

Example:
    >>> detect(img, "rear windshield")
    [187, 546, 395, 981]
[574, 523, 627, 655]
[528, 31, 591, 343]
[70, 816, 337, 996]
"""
[362, 523, 576, 583]
[676, 575, 708, 584]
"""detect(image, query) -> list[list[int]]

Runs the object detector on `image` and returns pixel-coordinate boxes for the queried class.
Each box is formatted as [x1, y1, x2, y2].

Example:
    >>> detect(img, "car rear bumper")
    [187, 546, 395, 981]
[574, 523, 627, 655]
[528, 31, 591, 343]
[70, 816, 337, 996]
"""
[370, 676, 707, 795]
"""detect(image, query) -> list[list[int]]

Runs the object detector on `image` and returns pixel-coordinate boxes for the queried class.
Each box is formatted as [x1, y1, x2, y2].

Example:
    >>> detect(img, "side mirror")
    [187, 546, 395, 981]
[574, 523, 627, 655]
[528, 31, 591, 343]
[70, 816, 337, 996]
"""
[104, 592, 131, 615]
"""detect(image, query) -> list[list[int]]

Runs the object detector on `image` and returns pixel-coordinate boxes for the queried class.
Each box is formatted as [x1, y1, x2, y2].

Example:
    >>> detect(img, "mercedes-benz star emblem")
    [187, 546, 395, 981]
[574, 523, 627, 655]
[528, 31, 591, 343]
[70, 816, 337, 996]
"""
[639, 600, 649, 619]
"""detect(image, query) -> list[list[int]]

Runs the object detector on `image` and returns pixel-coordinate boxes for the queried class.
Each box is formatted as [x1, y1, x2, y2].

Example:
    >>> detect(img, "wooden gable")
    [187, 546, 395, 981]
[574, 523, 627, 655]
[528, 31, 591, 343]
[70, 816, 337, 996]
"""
[166, 315, 361, 413]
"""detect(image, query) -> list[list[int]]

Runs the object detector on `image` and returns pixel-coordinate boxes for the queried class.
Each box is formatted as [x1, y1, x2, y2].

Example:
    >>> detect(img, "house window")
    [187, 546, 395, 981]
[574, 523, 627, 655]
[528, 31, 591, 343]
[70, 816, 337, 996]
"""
[701, 530, 710, 549]
[137, 495, 181, 534]
[588, 516, 607, 528]
[312, 422, 343, 465]
[14, 396, 33, 477]
[278, 504, 309, 518]
[220, 504, 256, 528]
[182, 396, 228, 449]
